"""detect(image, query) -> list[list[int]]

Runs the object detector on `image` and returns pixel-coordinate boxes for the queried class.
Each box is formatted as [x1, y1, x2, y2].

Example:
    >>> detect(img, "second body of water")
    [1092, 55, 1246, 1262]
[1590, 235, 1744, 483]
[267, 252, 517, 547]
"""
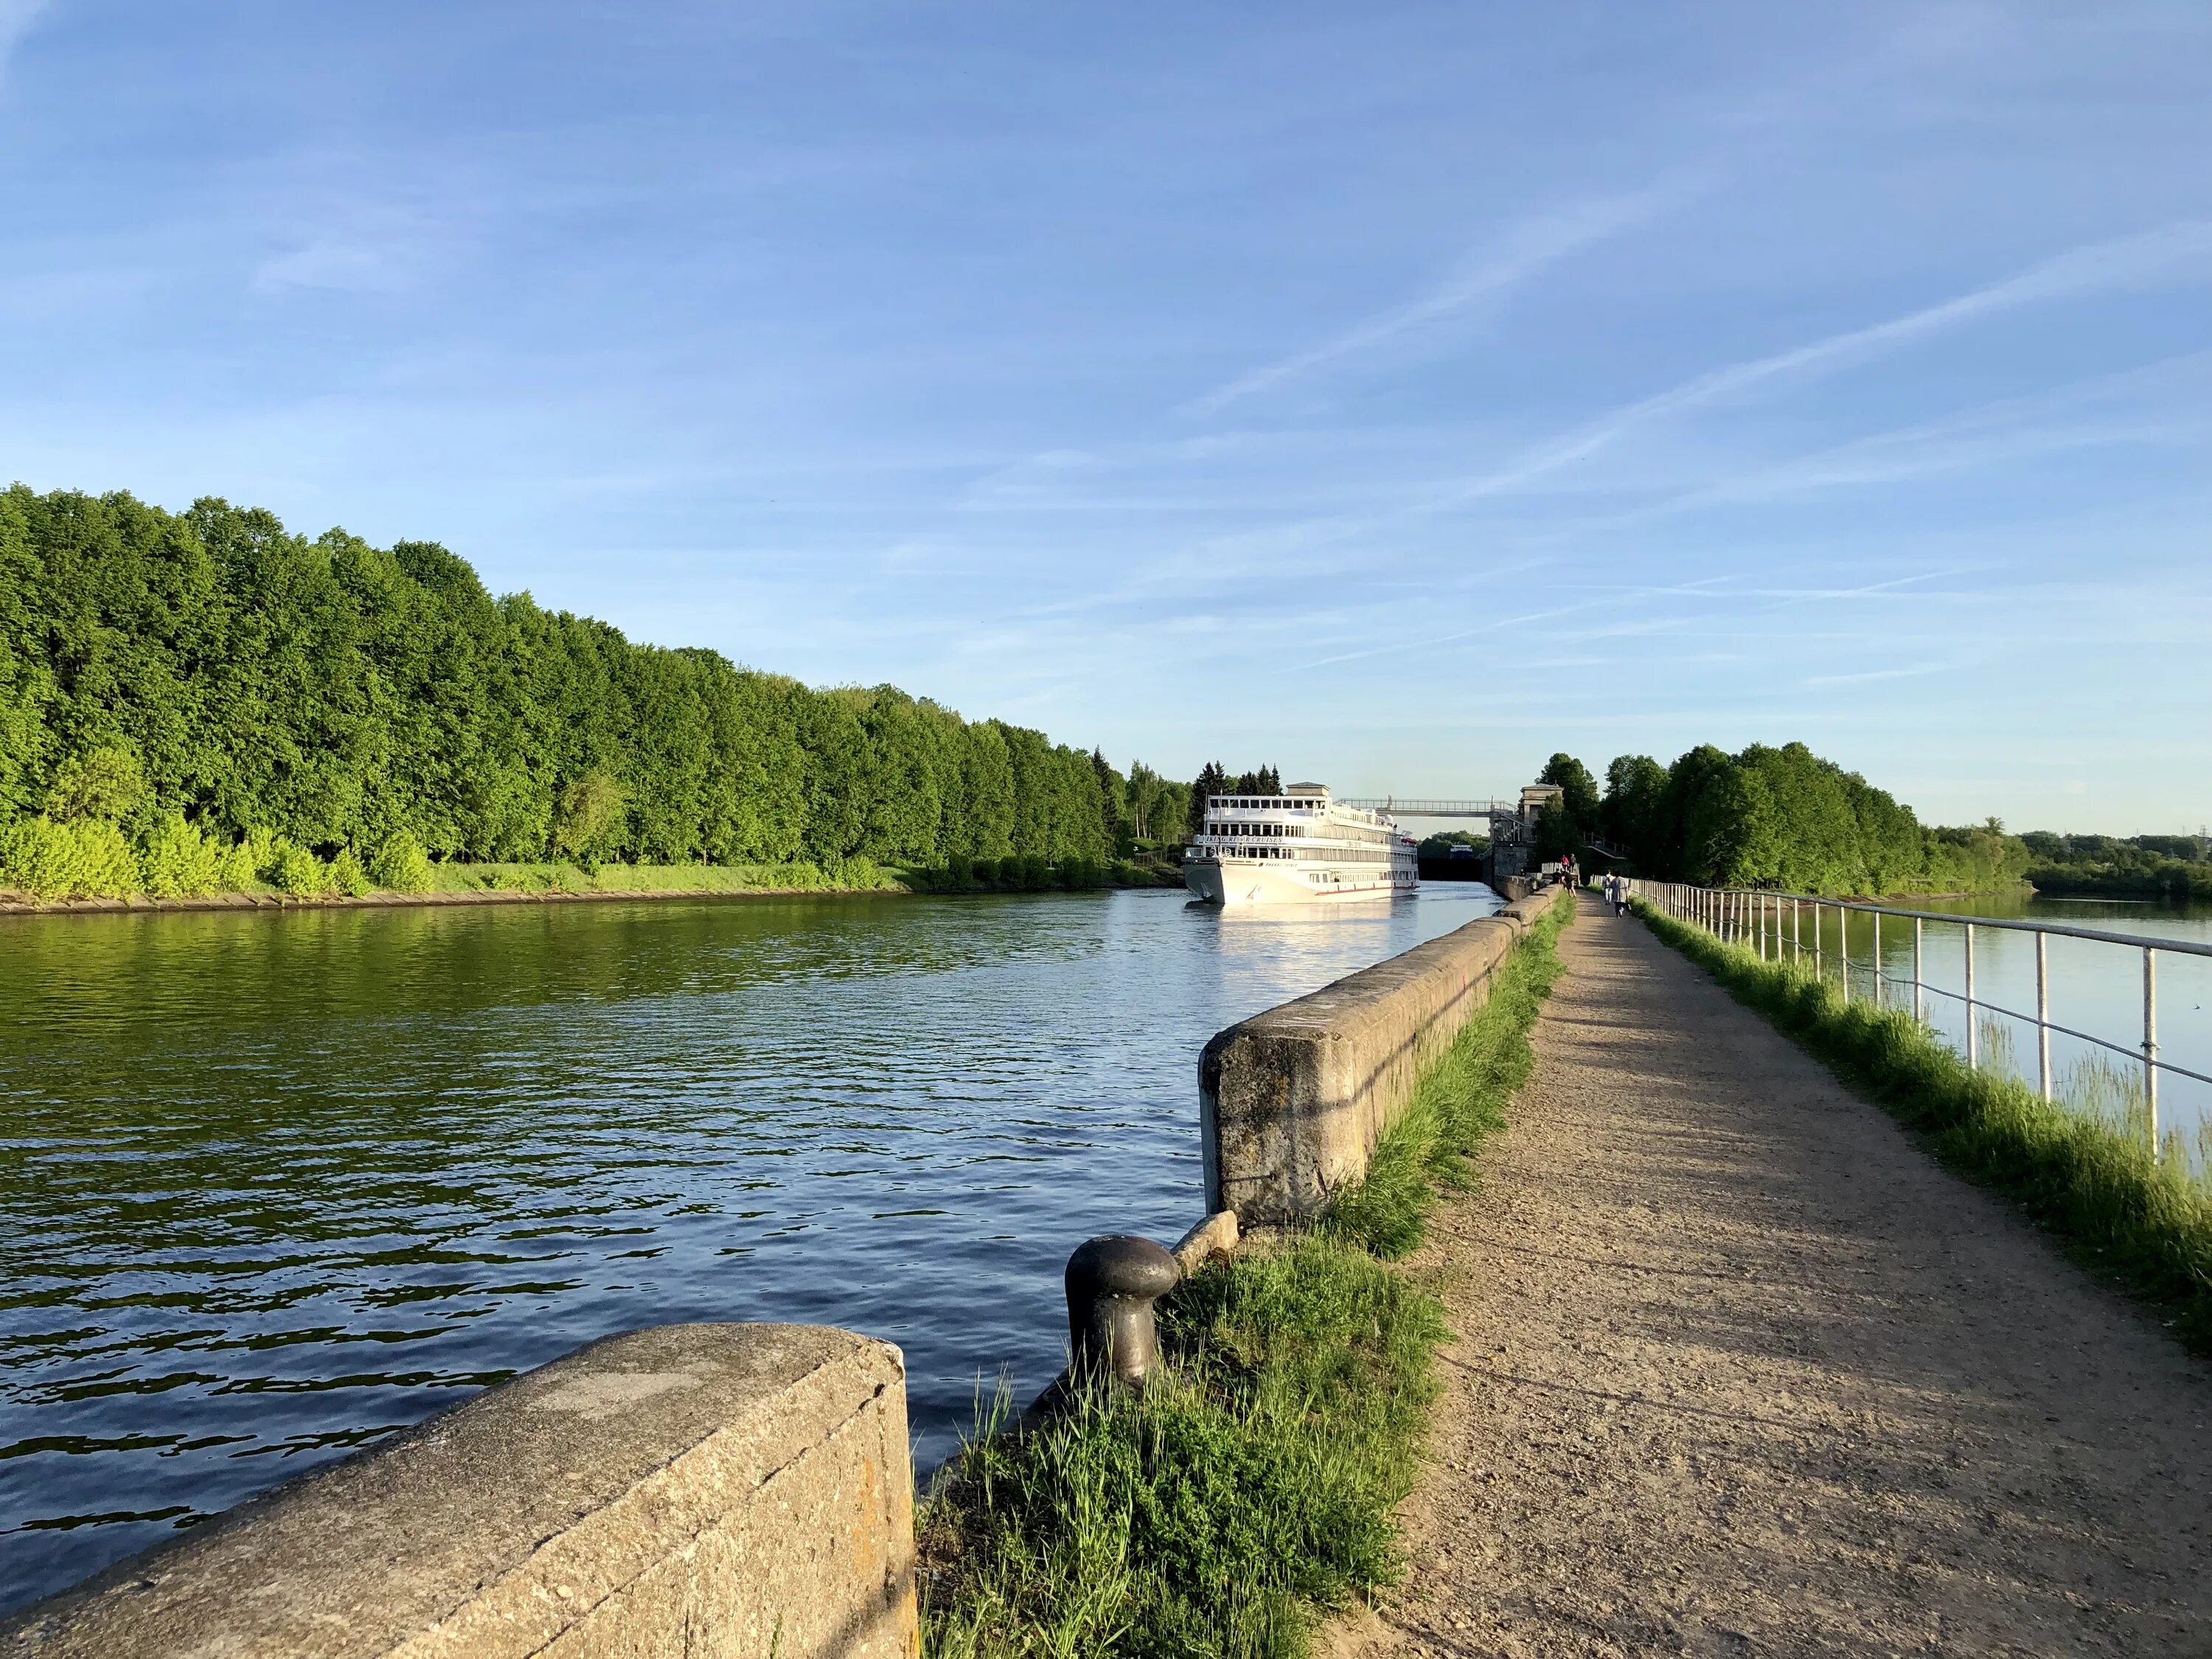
[1713, 889, 2212, 1149]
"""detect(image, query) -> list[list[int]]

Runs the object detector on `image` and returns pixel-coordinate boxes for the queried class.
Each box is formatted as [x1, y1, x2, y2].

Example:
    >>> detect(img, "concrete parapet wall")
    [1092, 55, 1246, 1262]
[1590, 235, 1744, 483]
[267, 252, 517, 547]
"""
[3, 1324, 917, 1659]
[1200, 886, 1562, 1225]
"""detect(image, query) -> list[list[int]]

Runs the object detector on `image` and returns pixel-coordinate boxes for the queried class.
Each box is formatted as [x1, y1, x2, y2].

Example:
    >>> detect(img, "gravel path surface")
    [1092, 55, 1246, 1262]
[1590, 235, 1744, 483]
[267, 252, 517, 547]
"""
[1338, 903, 2212, 1658]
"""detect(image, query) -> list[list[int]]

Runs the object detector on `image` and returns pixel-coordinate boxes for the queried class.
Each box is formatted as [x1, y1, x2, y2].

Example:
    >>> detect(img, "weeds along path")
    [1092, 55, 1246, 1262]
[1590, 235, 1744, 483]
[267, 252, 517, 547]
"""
[1347, 902, 2212, 1657]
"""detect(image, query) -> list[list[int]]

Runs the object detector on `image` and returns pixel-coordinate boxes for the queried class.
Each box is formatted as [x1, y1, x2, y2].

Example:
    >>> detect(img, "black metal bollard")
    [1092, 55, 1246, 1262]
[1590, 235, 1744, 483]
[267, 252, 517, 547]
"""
[1063, 1234, 1180, 1390]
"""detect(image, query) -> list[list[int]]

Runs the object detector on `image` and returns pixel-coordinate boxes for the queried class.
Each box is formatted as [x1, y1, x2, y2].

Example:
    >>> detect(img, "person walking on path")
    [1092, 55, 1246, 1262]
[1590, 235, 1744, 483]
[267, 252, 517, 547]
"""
[1336, 901, 2212, 1657]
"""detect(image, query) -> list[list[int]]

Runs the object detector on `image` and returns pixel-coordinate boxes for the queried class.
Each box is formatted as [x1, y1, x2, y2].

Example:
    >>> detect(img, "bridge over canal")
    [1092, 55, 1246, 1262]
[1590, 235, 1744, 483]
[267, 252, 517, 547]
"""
[1337, 790, 1567, 886]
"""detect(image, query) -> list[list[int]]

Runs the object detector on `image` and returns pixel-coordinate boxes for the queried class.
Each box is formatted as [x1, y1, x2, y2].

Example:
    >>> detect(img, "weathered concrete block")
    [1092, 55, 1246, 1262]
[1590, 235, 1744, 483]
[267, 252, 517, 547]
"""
[1201, 887, 1562, 1224]
[1170, 1209, 1240, 1276]
[3, 1324, 917, 1659]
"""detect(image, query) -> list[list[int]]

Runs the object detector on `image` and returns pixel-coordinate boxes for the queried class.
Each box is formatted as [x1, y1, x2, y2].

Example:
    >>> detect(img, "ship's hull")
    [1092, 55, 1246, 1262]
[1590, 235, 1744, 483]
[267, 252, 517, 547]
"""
[1183, 855, 1416, 908]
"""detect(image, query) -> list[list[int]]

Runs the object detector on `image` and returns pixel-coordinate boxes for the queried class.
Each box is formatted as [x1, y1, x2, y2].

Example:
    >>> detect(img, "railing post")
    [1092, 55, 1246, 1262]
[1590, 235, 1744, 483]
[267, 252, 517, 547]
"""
[1871, 911, 1882, 1007]
[1964, 923, 1977, 1069]
[1792, 896, 1801, 964]
[1812, 902, 1822, 980]
[2036, 932, 2051, 1102]
[2143, 947, 2160, 1157]
[1839, 905, 1850, 1004]
[1913, 917, 1924, 1023]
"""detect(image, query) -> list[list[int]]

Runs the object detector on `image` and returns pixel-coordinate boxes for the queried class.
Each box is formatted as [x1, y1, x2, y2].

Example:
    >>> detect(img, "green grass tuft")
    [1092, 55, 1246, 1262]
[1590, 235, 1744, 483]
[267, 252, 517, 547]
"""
[920, 1239, 1444, 1659]
[919, 896, 1573, 1658]
[1634, 898, 2212, 1354]
[1324, 899, 1571, 1257]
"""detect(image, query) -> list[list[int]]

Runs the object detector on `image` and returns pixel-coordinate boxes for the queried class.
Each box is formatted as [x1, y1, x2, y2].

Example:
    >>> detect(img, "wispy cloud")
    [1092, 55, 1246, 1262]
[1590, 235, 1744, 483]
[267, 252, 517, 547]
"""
[1803, 661, 1964, 687]
[1180, 177, 1700, 418]
[1442, 220, 2212, 504]
[0, 0, 48, 87]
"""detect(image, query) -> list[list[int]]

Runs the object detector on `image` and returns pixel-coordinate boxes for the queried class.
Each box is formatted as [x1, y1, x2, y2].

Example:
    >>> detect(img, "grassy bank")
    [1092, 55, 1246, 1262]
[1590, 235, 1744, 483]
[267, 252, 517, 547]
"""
[919, 897, 1573, 1659]
[1, 852, 1195, 910]
[426, 858, 900, 895]
[1632, 899, 2212, 1354]
[0, 857, 906, 908]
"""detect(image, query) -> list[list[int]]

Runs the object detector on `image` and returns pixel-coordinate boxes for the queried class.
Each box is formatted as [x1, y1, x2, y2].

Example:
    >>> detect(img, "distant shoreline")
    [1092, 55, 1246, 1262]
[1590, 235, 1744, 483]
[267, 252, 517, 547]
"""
[0, 883, 909, 919]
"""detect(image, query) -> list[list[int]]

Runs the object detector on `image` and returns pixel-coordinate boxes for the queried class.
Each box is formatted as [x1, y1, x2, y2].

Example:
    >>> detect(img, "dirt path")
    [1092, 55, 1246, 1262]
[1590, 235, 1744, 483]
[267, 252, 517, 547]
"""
[1344, 903, 2212, 1657]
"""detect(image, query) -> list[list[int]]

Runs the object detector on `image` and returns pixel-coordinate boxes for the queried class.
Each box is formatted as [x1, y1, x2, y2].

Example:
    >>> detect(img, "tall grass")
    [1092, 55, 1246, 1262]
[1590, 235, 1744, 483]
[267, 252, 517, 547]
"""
[918, 897, 1573, 1658]
[1323, 901, 1573, 1257]
[1635, 900, 2212, 1353]
[921, 1240, 1443, 1659]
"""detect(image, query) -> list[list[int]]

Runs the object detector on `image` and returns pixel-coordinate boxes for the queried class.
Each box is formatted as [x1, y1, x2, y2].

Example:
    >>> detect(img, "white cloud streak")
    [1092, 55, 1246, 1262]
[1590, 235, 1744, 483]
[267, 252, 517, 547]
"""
[1180, 178, 1700, 417]
[0, 0, 48, 86]
[1442, 220, 2212, 504]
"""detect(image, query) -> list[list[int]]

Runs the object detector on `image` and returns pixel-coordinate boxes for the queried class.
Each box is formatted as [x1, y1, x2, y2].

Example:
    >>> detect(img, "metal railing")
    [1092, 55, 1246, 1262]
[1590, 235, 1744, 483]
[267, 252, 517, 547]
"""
[1336, 798, 1519, 818]
[1629, 880, 2212, 1158]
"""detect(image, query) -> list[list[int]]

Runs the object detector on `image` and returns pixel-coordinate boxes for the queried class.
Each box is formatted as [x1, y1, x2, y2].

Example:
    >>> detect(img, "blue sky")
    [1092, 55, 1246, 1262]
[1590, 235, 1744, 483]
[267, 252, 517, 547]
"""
[3, 3, 2207, 832]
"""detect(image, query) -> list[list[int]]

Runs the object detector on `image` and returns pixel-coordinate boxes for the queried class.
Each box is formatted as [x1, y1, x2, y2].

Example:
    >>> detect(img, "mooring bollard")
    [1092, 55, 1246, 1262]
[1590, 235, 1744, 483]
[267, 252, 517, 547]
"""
[1064, 1234, 1180, 1389]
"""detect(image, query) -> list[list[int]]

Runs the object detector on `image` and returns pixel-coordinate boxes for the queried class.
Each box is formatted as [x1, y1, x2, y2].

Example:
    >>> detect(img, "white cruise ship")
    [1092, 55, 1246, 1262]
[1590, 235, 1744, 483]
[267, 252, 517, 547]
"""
[1183, 784, 1419, 907]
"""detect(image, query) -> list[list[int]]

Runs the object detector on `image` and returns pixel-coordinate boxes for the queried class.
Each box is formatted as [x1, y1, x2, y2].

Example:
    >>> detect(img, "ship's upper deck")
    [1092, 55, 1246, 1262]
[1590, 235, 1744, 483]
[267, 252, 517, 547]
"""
[1197, 788, 1413, 852]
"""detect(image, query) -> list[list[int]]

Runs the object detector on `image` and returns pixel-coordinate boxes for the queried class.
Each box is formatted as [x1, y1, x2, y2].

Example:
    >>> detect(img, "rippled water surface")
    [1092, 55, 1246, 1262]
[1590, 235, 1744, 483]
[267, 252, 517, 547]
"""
[0, 884, 1501, 1611]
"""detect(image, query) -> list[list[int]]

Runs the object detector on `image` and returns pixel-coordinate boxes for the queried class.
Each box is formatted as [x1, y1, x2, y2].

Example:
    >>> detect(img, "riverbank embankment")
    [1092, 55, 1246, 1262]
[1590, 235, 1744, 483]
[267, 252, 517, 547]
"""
[1346, 904, 2212, 1654]
[0, 859, 1185, 917]
[0, 877, 894, 917]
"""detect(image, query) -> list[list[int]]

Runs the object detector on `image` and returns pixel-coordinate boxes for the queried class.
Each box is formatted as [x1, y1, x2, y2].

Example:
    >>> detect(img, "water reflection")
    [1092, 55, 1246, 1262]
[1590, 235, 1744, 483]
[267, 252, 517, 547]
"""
[0, 885, 1501, 1611]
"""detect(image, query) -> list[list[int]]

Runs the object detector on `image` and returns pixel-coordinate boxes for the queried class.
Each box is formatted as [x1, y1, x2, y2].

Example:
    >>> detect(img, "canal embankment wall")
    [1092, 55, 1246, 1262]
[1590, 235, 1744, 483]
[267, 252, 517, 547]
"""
[1200, 884, 1565, 1225]
[0, 1324, 917, 1659]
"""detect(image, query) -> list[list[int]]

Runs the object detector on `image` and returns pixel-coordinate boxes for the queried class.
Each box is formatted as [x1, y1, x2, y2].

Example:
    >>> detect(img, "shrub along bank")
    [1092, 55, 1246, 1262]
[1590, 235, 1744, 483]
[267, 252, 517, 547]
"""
[1632, 899, 2212, 1355]
[0, 823, 907, 905]
[902, 854, 1185, 895]
[2020, 831, 2212, 902]
[919, 900, 1573, 1659]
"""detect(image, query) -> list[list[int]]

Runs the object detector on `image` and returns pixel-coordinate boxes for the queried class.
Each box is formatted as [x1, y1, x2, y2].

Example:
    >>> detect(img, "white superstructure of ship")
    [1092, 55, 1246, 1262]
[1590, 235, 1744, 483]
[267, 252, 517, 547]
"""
[1183, 783, 1419, 907]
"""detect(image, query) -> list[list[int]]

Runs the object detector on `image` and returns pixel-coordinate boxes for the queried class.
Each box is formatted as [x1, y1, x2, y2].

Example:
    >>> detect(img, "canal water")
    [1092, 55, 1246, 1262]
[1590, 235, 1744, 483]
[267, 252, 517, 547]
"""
[0, 884, 1503, 1613]
[1739, 892, 2212, 1158]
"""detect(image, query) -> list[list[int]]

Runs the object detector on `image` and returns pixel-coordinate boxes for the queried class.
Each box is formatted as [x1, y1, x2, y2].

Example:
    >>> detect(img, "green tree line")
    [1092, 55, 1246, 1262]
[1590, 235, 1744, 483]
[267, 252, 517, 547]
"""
[2020, 832, 2212, 901]
[0, 486, 1167, 898]
[1538, 741, 2031, 894]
